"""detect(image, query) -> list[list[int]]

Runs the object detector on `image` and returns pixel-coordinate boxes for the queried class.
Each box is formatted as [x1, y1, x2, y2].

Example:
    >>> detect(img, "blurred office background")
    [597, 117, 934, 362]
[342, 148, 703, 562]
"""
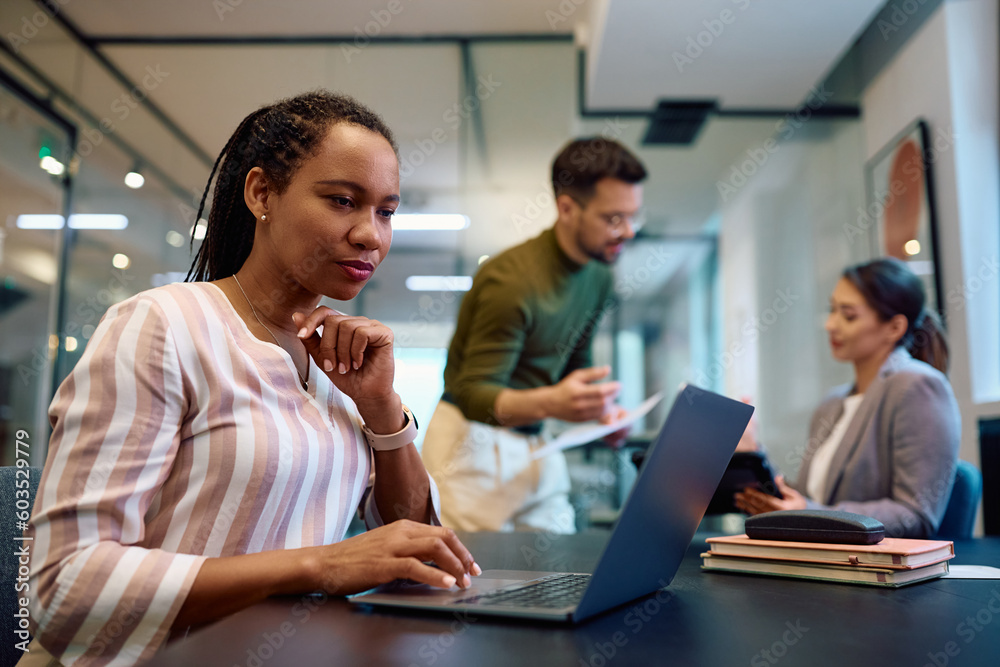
[1, 0, 997, 530]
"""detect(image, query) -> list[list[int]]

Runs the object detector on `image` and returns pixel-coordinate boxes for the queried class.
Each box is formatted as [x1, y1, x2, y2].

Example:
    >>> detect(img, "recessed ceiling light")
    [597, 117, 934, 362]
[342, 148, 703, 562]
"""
[16, 214, 64, 229]
[40, 155, 65, 175]
[124, 169, 145, 189]
[191, 220, 207, 240]
[405, 275, 473, 291]
[392, 214, 469, 231]
[166, 230, 185, 247]
[68, 214, 128, 230]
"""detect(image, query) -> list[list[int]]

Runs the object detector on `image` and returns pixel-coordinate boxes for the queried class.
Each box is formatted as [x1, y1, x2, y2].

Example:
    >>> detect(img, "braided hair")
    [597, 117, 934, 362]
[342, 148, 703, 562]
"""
[843, 257, 950, 373]
[186, 91, 398, 282]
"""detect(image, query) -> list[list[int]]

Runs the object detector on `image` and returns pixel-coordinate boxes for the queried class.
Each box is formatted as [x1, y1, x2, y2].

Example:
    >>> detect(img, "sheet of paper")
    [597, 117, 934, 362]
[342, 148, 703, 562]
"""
[942, 564, 1000, 579]
[530, 391, 664, 460]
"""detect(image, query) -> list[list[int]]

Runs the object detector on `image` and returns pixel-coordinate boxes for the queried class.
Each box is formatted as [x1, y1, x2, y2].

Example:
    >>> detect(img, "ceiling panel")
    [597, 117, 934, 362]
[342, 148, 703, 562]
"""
[587, 0, 884, 109]
[60, 0, 587, 37]
[1, 0, 878, 325]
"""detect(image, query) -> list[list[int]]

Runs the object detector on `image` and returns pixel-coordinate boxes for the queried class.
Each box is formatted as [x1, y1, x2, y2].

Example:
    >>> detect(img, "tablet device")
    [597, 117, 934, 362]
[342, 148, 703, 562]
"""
[706, 451, 782, 514]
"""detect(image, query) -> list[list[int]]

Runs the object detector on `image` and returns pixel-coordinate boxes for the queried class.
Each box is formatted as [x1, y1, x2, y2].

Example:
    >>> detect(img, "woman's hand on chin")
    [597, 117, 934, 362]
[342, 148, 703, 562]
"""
[293, 308, 396, 405]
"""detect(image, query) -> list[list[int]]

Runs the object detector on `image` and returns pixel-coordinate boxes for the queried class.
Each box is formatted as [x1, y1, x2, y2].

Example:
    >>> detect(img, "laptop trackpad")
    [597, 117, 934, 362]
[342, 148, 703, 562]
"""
[356, 570, 553, 604]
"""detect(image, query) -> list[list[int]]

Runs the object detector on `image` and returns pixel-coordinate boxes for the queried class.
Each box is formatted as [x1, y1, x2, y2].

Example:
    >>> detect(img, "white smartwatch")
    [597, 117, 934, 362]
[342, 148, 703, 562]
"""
[361, 405, 418, 451]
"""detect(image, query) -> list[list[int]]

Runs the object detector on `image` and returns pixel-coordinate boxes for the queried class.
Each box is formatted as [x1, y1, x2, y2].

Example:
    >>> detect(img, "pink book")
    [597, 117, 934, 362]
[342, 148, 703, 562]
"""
[704, 534, 955, 569]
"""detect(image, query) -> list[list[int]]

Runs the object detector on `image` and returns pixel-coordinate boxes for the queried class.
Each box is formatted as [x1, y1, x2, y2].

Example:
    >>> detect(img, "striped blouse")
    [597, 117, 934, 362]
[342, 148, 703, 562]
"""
[26, 282, 434, 666]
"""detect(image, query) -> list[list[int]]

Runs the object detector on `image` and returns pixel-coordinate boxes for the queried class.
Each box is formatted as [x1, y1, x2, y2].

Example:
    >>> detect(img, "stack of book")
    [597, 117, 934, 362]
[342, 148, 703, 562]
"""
[701, 535, 955, 587]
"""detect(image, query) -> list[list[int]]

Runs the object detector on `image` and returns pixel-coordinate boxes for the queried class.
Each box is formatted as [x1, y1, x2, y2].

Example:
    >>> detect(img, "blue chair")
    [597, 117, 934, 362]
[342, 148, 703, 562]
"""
[1, 466, 43, 667]
[933, 460, 982, 540]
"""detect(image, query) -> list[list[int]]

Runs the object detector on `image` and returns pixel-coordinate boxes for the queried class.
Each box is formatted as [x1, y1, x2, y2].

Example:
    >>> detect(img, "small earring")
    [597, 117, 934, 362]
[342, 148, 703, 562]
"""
[261, 214, 267, 221]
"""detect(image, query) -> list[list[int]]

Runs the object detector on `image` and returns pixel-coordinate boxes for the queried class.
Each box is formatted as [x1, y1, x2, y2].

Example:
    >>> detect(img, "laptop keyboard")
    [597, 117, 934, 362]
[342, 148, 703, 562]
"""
[452, 573, 591, 608]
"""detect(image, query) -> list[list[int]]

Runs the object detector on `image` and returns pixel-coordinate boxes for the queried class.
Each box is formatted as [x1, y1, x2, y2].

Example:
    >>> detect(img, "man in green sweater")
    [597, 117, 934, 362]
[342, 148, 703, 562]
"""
[421, 137, 647, 533]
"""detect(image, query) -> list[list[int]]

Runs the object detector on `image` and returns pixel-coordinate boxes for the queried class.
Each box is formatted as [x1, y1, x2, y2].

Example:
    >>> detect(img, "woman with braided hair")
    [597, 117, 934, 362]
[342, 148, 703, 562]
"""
[21, 91, 477, 666]
[735, 257, 961, 538]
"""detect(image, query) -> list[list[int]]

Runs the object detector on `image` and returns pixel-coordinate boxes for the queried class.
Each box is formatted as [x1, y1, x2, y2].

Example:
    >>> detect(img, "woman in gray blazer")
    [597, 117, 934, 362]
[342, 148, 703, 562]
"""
[735, 258, 960, 538]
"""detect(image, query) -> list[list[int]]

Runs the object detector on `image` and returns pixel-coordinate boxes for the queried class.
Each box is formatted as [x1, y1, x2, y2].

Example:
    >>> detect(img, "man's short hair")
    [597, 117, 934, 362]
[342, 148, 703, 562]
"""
[551, 137, 647, 203]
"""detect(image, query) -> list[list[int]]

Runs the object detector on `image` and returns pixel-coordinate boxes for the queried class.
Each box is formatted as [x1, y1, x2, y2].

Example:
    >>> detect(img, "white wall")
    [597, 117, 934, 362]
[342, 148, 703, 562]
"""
[719, 120, 868, 477]
[861, 0, 1000, 471]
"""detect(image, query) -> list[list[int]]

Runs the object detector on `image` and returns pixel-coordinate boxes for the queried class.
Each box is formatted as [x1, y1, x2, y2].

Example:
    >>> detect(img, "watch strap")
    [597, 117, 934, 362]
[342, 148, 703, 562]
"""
[362, 405, 418, 451]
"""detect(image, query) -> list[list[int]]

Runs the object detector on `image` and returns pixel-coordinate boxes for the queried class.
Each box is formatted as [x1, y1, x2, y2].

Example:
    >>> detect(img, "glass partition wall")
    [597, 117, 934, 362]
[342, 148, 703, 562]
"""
[0, 30, 725, 527]
[0, 81, 72, 467]
[0, 64, 196, 466]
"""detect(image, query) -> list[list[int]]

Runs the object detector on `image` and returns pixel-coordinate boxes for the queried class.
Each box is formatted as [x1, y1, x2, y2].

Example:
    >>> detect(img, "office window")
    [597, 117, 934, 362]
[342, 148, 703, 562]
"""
[392, 347, 448, 450]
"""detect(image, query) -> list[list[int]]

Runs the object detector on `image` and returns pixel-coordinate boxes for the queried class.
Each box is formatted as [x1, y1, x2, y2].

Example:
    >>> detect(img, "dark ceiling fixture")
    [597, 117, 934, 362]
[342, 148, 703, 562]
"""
[643, 101, 718, 145]
[575, 50, 860, 146]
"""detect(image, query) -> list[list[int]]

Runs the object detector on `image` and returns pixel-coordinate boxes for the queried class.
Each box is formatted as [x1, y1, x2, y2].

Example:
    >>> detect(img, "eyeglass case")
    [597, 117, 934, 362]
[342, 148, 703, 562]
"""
[745, 509, 886, 545]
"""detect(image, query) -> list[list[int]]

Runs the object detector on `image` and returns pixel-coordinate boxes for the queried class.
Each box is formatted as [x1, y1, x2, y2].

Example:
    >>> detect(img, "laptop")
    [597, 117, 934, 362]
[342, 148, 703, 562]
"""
[350, 384, 753, 623]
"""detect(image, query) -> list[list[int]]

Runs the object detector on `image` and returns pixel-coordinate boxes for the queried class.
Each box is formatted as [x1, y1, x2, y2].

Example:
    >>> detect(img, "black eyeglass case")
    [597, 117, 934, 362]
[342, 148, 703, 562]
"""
[745, 510, 886, 545]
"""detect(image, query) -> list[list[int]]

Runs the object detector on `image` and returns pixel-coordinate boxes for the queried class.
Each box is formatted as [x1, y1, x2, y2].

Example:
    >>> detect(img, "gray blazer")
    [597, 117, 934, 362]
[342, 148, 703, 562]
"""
[795, 347, 960, 538]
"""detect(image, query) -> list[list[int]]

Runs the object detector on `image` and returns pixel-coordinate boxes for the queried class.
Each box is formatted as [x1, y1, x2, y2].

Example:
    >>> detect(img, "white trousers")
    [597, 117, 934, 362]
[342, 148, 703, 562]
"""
[420, 400, 576, 534]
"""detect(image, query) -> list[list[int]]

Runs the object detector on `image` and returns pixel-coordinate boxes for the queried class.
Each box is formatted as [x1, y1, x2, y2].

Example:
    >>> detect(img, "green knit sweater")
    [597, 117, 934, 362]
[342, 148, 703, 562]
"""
[443, 227, 614, 426]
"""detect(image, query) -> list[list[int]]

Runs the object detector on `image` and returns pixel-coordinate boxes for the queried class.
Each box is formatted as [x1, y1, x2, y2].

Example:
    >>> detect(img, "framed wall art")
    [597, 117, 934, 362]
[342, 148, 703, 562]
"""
[864, 119, 944, 319]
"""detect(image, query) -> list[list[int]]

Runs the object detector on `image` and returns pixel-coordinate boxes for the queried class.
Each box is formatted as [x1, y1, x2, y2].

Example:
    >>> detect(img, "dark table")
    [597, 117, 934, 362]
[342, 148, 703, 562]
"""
[148, 532, 1000, 667]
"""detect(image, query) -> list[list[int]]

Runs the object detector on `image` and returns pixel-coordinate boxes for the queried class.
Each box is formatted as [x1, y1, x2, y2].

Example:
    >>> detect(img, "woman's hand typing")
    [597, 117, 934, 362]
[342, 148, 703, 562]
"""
[302, 521, 481, 595]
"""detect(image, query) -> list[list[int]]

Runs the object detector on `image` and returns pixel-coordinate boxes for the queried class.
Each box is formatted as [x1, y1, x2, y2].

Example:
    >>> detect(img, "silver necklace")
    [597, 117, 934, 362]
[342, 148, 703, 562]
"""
[232, 274, 309, 390]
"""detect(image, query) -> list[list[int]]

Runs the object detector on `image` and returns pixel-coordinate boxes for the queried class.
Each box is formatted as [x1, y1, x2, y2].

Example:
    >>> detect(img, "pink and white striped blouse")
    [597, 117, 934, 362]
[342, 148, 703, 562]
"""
[26, 282, 430, 666]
